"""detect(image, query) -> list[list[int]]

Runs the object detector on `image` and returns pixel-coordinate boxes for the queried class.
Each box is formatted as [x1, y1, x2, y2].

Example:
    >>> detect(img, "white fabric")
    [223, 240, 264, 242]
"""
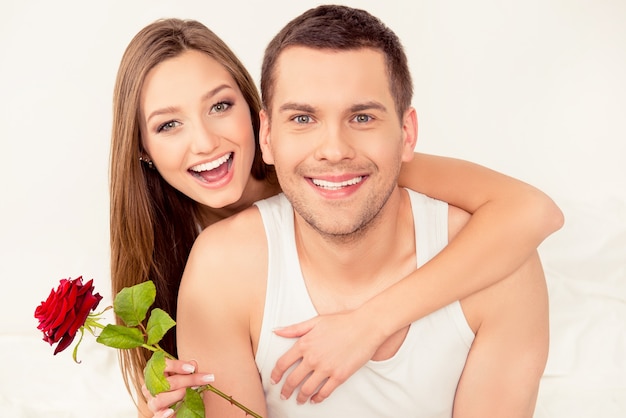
[254, 191, 475, 417]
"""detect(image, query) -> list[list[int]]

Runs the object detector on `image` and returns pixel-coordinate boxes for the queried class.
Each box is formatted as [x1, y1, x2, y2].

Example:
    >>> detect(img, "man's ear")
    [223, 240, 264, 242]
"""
[259, 109, 275, 165]
[400, 107, 418, 162]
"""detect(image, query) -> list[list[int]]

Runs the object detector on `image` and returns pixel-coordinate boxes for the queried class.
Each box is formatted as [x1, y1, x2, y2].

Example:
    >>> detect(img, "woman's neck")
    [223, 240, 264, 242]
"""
[198, 177, 281, 228]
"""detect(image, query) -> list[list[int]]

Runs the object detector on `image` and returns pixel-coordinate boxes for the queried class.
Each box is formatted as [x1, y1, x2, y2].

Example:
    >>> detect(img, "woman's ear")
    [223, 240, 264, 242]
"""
[259, 109, 275, 165]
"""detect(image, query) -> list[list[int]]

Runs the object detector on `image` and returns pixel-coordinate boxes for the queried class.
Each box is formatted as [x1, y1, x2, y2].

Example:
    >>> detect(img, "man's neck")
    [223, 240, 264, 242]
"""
[294, 187, 416, 312]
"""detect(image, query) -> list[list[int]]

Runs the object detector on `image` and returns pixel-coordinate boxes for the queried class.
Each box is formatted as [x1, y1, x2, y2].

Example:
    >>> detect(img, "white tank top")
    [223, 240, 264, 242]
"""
[254, 190, 475, 418]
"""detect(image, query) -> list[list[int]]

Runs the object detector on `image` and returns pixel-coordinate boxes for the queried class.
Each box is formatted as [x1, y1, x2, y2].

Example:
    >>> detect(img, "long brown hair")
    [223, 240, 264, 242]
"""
[109, 18, 273, 405]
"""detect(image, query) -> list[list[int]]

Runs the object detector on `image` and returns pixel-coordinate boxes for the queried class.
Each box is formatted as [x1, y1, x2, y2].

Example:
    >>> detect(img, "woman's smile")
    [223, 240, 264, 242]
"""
[189, 152, 234, 184]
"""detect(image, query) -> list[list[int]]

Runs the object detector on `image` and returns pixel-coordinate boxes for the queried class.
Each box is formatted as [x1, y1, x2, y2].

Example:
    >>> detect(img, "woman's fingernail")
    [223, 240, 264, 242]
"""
[270, 378, 277, 385]
[162, 408, 175, 418]
[201, 373, 215, 383]
[182, 363, 196, 373]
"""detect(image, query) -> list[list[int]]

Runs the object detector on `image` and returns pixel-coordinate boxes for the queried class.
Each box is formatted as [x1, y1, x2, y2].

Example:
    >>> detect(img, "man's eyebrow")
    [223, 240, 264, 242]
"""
[350, 101, 388, 113]
[277, 101, 388, 114]
[278, 102, 317, 113]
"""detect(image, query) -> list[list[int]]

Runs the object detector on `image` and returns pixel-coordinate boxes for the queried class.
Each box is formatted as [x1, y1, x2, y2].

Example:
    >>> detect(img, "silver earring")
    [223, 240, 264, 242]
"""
[139, 156, 155, 170]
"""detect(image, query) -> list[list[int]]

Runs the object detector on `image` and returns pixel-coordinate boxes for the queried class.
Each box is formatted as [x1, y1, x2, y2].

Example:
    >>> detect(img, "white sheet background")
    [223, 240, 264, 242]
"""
[1, 0, 624, 416]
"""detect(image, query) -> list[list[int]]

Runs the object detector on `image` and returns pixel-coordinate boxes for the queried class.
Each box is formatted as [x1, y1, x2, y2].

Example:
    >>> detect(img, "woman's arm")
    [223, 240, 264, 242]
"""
[385, 152, 563, 320]
[271, 152, 563, 403]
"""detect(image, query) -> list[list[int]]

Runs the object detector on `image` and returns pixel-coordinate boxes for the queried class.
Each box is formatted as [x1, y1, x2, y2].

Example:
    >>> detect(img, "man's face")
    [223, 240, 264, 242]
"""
[260, 47, 416, 238]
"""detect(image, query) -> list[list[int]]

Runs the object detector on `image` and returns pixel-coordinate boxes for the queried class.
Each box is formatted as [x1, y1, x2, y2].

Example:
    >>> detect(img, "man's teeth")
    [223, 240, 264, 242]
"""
[312, 176, 363, 190]
[190, 153, 232, 172]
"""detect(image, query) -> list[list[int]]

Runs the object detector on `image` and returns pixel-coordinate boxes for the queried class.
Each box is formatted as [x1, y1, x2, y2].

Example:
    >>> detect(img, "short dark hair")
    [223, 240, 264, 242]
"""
[261, 5, 413, 118]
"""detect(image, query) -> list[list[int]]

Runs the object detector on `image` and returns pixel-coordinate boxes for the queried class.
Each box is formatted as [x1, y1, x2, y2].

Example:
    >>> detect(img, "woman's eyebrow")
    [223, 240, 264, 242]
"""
[146, 84, 234, 123]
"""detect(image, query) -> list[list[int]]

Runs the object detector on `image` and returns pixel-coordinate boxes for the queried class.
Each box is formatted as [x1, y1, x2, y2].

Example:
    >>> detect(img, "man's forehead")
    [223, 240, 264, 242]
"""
[271, 46, 393, 109]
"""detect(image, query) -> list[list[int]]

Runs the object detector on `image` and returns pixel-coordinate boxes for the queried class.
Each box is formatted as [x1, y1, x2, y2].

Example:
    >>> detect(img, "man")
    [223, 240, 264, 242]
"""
[177, 5, 548, 417]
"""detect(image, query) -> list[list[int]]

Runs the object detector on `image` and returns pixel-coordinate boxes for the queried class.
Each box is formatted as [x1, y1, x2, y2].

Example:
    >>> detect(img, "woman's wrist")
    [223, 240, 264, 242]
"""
[354, 296, 401, 344]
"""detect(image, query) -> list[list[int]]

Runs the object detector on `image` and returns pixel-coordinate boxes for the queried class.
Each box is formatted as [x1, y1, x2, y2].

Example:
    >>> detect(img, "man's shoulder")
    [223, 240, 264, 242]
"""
[201, 205, 264, 243]
[182, 204, 268, 298]
[192, 204, 267, 269]
[447, 203, 471, 242]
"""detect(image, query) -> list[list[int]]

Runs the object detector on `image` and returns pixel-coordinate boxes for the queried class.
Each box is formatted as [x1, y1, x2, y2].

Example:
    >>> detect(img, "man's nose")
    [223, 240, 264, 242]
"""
[313, 125, 355, 162]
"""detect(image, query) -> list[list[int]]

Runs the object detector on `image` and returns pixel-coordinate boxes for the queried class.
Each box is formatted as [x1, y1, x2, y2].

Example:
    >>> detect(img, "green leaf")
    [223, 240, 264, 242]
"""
[175, 388, 205, 418]
[146, 308, 176, 346]
[96, 324, 144, 349]
[114, 281, 156, 327]
[144, 350, 170, 396]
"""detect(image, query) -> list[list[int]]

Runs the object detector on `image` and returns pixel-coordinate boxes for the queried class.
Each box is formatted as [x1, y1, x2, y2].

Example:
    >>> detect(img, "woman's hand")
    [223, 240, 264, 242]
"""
[142, 358, 215, 417]
[271, 309, 386, 404]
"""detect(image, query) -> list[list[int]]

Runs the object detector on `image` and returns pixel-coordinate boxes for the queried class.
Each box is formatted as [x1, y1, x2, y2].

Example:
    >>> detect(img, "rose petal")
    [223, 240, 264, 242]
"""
[35, 277, 102, 353]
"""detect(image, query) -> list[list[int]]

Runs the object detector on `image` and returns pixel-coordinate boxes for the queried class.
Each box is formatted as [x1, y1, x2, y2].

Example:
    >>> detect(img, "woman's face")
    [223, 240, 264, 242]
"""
[139, 50, 256, 209]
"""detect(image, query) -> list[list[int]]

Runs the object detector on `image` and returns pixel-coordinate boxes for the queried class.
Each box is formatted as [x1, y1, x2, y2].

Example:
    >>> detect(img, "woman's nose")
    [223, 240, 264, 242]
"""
[190, 122, 220, 155]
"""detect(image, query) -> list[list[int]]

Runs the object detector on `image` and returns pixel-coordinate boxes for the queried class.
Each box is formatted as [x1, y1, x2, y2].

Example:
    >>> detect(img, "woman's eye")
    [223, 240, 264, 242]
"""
[156, 120, 180, 133]
[353, 114, 372, 123]
[210, 101, 232, 113]
[293, 115, 312, 124]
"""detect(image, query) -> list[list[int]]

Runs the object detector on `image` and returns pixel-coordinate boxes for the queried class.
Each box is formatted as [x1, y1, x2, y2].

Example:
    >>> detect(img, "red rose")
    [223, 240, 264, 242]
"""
[35, 276, 103, 355]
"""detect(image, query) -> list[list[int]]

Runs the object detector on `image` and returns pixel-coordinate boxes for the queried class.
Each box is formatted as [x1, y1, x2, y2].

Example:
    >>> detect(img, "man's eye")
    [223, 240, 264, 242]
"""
[210, 102, 232, 113]
[157, 120, 180, 133]
[293, 115, 312, 124]
[353, 114, 372, 123]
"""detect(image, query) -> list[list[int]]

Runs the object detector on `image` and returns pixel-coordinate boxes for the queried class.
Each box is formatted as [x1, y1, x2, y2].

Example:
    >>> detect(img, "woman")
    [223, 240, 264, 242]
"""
[110, 18, 563, 417]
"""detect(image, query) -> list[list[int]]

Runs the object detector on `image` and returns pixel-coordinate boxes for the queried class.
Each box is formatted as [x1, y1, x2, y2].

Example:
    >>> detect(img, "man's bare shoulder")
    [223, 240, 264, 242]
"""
[197, 205, 266, 255]
[447, 203, 471, 242]
[454, 251, 548, 415]
[182, 205, 268, 294]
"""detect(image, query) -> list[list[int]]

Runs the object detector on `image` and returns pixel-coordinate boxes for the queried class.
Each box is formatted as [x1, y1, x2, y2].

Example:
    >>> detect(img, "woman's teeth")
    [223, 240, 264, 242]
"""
[190, 153, 232, 172]
[312, 176, 363, 190]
